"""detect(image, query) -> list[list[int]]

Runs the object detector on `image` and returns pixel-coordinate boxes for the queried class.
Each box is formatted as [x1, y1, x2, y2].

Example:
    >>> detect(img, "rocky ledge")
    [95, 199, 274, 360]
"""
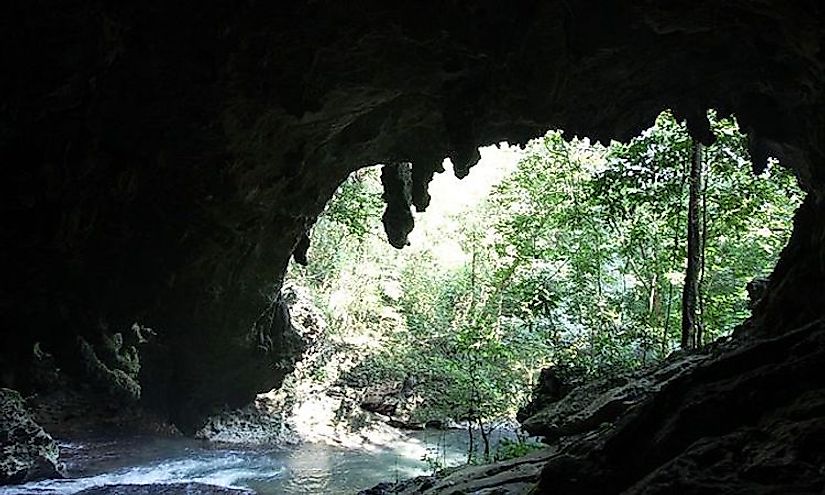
[0, 388, 64, 485]
[531, 320, 825, 495]
[359, 446, 554, 495]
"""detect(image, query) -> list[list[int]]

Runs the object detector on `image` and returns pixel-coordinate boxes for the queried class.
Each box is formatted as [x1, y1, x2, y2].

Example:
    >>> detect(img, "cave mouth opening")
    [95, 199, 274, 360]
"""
[270, 108, 802, 450]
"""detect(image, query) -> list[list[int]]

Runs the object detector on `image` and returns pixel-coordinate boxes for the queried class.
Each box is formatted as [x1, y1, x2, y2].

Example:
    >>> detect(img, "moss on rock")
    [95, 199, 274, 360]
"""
[0, 388, 64, 485]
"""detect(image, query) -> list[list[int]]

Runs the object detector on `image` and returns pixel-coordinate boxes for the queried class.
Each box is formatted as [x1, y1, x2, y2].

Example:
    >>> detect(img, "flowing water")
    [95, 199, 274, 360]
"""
[2, 429, 514, 494]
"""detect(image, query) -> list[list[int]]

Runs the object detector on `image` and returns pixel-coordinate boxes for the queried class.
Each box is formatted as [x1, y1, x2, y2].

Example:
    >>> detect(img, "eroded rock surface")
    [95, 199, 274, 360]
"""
[522, 322, 825, 494]
[359, 446, 554, 495]
[519, 351, 714, 442]
[0, 389, 63, 485]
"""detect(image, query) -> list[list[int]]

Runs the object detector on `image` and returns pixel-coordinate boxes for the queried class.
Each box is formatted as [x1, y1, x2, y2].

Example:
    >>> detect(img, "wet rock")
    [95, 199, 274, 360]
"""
[0, 388, 64, 485]
[194, 395, 296, 445]
[533, 321, 825, 494]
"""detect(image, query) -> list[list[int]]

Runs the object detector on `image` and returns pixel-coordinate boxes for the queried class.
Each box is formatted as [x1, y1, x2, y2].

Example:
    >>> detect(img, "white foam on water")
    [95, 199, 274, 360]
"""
[0, 452, 282, 495]
[56, 442, 85, 451]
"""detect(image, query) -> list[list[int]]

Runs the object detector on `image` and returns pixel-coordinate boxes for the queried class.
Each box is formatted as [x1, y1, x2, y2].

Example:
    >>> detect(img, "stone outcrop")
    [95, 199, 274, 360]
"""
[194, 282, 324, 444]
[1, 0, 824, 444]
[0, 388, 64, 485]
[529, 320, 825, 494]
[519, 352, 713, 442]
[359, 446, 554, 495]
[194, 394, 296, 446]
[78, 333, 141, 403]
[515, 366, 584, 426]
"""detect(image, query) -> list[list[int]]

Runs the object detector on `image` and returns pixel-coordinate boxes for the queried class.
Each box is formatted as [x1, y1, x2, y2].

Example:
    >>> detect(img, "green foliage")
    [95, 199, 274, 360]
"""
[422, 447, 447, 475]
[286, 110, 800, 458]
[488, 111, 800, 376]
[322, 168, 385, 241]
[493, 438, 546, 462]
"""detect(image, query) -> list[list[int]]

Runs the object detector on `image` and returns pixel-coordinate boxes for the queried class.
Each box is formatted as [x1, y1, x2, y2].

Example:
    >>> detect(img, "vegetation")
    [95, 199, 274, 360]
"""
[286, 110, 801, 462]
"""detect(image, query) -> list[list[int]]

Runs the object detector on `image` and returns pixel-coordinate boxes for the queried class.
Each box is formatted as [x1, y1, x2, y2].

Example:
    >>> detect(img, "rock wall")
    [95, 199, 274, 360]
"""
[528, 322, 825, 494]
[2, 1, 824, 432]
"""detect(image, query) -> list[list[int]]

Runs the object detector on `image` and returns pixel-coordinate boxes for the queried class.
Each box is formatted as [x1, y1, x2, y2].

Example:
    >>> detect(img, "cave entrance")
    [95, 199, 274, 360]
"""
[258, 109, 801, 463]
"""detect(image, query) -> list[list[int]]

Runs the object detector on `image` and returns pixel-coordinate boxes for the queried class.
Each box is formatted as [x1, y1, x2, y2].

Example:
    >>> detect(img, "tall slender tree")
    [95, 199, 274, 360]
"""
[681, 141, 703, 349]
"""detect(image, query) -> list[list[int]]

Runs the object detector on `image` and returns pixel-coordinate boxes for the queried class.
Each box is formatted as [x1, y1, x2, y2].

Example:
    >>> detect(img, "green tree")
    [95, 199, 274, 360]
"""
[283, 110, 800, 466]
[489, 111, 800, 374]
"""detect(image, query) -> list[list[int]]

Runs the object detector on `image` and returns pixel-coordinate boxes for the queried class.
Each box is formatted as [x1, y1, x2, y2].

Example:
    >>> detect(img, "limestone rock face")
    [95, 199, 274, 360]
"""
[519, 353, 713, 442]
[519, 323, 825, 494]
[1, 0, 824, 434]
[0, 388, 64, 485]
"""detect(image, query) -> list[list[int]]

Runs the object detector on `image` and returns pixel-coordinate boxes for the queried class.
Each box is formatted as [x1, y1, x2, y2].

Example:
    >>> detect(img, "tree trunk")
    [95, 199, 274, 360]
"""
[681, 141, 703, 350]
[478, 417, 491, 461]
[663, 171, 688, 356]
[466, 420, 475, 464]
[697, 150, 709, 346]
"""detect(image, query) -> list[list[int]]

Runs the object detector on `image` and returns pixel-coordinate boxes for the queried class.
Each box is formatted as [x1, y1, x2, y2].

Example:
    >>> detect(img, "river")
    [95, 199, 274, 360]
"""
[1, 428, 516, 494]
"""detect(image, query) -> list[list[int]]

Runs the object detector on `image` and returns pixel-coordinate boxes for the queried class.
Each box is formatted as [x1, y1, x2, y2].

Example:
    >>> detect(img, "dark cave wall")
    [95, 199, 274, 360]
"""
[751, 194, 825, 335]
[1, 0, 824, 429]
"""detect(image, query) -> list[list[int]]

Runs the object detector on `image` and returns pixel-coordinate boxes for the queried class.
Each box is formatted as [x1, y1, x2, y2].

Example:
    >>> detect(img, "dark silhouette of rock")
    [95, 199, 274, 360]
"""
[532, 321, 825, 494]
[516, 365, 584, 425]
[746, 277, 770, 310]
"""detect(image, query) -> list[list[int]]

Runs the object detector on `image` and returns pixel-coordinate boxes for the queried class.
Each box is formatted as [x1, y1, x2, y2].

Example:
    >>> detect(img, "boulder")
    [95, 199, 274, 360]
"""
[0, 388, 64, 485]
[516, 365, 584, 425]
[358, 445, 554, 495]
[519, 351, 714, 442]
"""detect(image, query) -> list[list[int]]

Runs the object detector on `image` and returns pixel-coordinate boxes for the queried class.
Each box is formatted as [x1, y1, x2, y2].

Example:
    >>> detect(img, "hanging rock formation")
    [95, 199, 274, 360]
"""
[1, 1, 824, 448]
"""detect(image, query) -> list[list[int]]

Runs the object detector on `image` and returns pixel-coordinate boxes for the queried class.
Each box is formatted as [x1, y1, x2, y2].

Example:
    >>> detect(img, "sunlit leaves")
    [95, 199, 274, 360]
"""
[489, 110, 800, 375]
[286, 110, 801, 430]
[322, 168, 385, 241]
